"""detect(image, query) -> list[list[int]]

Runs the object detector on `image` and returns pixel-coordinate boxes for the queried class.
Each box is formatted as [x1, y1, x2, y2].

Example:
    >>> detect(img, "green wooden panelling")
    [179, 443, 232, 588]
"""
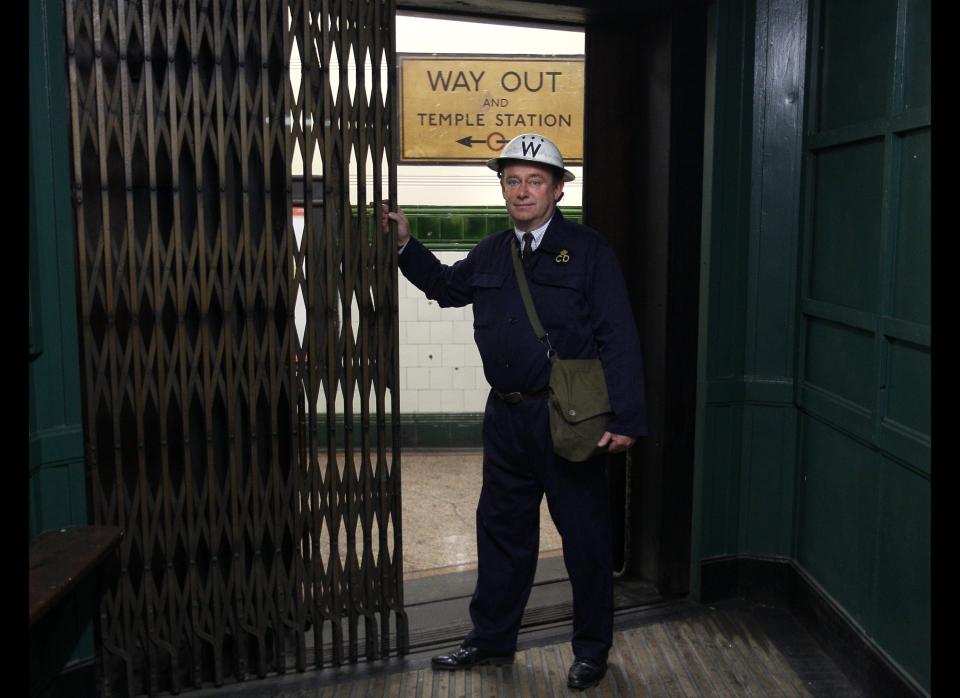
[700, 0, 770, 380]
[885, 339, 930, 436]
[29, 187, 44, 360]
[697, 0, 807, 566]
[798, 415, 930, 691]
[796, 416, 879, 626]
[744, 0, 806, 381]
[873, 455, 930, 690]
[698, 0, 929, 689]
[29, 0, 95, 688]
[797, 0, 930, 691]
[817, 0, 897, 131]
[29, 0, 87, 527]
[29, 583, 97, 694]
[695, 0, 757, 567]
[804, 318, 876, 410]
[739, 405, 797, 556]
[810, 141, 884, 312]
[801, 0, 930, 469]
[700, 404, 744, 558]
[903, 0, 931, 110]
[893, 129, 930, 325]
[689, 0, 721, 594]
[30, 460, 90, 535]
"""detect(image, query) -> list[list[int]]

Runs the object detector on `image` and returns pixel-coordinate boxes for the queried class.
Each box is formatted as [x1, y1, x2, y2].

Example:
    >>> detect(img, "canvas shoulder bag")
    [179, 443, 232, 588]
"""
[510, 241, 613, 462]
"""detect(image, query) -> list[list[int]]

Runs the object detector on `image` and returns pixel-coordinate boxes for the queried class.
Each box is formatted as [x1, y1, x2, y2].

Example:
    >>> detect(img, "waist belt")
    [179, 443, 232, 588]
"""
[493, 387, 550, 404]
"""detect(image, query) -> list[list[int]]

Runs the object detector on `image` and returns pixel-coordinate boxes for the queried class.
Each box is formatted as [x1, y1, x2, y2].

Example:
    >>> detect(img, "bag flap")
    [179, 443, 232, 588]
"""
[549, 359, 612, 424]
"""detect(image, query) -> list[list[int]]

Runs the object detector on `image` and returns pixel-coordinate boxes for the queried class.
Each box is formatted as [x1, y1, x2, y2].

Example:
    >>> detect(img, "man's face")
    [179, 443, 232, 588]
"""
[500, 162, 564, 232]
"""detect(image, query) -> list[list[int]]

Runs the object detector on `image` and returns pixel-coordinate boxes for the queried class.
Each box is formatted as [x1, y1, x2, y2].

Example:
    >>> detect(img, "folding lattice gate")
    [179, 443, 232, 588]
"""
[63, 0, 405, 694]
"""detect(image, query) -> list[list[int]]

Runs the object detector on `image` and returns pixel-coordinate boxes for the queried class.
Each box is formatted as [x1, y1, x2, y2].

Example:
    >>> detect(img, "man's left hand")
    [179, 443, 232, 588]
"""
[597, 432, 635, 453]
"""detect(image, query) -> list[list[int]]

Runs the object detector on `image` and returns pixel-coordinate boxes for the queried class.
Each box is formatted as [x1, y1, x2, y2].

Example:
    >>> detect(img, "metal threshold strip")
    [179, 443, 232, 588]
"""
[409, 577, 663, 655]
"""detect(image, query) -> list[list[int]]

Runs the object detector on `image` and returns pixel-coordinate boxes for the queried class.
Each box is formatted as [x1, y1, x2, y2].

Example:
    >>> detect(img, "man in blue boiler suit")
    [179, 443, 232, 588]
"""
[382, 133, 647, 690]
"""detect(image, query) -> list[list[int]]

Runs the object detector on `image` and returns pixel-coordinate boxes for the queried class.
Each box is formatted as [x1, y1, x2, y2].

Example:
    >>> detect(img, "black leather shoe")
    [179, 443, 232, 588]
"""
[567, 657, 608, 690]
[431, 645, 515, 670]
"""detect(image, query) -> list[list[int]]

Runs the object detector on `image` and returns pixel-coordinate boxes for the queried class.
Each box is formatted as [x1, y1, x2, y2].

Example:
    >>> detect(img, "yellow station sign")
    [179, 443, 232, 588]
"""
[399, 54, 584, 164]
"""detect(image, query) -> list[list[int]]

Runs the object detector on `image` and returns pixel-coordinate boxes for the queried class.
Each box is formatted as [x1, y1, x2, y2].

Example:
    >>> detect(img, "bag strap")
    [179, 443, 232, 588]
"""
[510, 239, 558, 363]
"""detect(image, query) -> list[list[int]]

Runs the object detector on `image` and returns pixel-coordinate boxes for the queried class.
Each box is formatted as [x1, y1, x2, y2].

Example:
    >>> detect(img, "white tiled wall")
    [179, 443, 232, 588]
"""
[293, 235, 486, 414]
[398, 250, 488, 413]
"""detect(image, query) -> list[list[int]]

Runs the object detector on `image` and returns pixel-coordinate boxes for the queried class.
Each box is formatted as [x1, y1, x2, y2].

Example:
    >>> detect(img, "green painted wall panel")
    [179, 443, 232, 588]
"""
[818, 0, 897, 130]
[740, 405, 797, 556]
[29, 471, 42, 541]
[695, 0, 929, 691]
[29, 0, 95, 687]
[885, 339, 930, 436]
[805, 318, 876, 410]
[903, 0, 931, 110]
[893, 129, 930, 326]
[33, 461, 90, 533]
[795, 1, 930, 688]
[700, 404, 744, 557]
[873, 457, 930, 690]
[696, 0, 803, 567]
[810, 141, 884, 312]
[797, 415, 879, 627]
[702, 0, 752, 384]
[799, 416, 930, 691]
[29, 581, 97, 696]
[28, 425, 85, 471]
[744, 0, 805, 381]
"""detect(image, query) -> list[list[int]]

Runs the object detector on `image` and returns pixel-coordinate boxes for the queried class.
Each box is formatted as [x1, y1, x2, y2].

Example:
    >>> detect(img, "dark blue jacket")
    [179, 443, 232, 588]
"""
[398, 210, 648, 438]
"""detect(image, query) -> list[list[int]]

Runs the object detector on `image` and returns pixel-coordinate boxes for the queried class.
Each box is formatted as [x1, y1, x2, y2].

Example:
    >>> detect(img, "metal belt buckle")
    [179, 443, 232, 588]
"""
[502, 391, 522, 404]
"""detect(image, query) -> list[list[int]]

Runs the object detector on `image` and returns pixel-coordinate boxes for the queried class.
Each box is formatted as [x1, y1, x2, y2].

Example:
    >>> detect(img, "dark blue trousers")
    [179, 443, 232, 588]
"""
[464, 394, 613, 660]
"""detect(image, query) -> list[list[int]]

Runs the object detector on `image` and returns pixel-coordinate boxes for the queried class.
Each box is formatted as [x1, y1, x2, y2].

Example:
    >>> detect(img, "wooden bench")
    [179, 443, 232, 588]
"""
[29, 525, 122, 627]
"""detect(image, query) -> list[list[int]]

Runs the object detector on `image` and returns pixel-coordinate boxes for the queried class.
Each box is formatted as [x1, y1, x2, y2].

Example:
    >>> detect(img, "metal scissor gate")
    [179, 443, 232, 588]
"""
[63, 0, 405, 693]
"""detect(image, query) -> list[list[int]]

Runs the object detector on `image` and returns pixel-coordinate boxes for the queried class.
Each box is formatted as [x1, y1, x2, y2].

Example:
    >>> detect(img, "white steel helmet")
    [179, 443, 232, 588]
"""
[486, 133, 576, 182]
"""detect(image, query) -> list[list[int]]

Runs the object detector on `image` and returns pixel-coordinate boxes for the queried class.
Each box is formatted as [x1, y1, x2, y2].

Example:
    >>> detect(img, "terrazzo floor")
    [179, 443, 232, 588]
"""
[400, 450, 564, 580]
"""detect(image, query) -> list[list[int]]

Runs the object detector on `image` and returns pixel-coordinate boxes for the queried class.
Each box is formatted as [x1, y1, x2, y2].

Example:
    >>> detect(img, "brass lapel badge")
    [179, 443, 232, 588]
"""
[555, 249, 571, 264]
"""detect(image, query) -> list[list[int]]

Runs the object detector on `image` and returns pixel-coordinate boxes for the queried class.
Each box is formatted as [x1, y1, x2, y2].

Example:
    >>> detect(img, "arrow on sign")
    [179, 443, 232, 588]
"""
[456, 134, 512, 150]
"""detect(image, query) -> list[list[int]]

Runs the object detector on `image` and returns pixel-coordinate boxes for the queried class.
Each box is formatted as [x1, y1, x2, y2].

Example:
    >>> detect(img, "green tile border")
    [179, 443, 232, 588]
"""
[311, 413, 484, 450]
[360, 205, 583, 251]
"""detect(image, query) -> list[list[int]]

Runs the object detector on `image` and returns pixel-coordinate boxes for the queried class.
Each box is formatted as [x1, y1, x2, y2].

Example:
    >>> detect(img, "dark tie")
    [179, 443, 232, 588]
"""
[521, 232, 534, 264]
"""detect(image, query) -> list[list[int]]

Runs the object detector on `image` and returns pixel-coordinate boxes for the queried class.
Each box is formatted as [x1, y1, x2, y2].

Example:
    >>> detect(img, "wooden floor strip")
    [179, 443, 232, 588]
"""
[609, 634, 646, 696]
[197, 602, 863, 697]
[675, 617, 736, 698]
[625, 624, 673, 696]
[715, 608, 797, 697]
[653, 620, 704, 696]
[731, 608, 811, 698]
[702, 611, 768, 696]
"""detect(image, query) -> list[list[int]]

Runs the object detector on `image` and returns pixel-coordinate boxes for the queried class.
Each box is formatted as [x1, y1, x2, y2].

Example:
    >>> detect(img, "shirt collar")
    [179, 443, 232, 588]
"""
[513, 214, 554, 252]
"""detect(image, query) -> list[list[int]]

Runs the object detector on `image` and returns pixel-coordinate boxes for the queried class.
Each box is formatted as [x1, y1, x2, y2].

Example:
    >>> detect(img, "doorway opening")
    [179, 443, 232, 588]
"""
[389, 12, 660, 651]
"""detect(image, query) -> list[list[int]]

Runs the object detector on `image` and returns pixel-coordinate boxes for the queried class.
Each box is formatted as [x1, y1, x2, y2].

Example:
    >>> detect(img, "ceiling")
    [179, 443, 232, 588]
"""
[397, 0, 677, 27]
